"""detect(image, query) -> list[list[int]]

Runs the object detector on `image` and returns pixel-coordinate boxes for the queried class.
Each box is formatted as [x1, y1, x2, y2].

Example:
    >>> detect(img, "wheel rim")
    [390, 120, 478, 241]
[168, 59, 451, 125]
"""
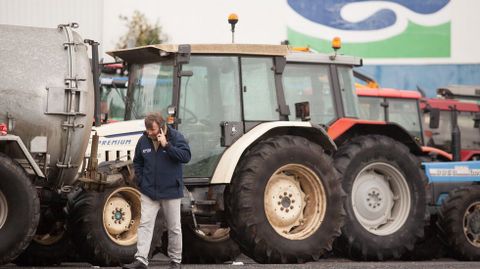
[33, 222, 65, 245]
[192, 224, 231, 243]
[264, 164, 326, 240]
[0, 190, 7, 229]
[102, 187, 141, 246]
[352, 162, 410, 236]
[463, 201, 480, 247]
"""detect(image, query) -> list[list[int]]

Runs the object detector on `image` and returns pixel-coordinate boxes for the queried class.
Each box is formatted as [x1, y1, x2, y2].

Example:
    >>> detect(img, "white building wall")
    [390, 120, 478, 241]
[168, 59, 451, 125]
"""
[2, 0, 479, 64]
[0, 0, 103, 54]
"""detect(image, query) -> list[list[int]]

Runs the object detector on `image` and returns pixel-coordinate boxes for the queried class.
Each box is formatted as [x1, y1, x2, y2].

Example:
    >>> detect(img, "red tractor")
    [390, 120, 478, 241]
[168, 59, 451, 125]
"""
[423, 86, 480, 161]
[356, 81, 480, 161]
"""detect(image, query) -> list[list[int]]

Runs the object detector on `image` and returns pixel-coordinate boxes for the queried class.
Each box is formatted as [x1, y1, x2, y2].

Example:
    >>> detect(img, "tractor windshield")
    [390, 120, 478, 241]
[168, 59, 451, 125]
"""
[125, 59, 174, 120]
[100, 77, 128, 122]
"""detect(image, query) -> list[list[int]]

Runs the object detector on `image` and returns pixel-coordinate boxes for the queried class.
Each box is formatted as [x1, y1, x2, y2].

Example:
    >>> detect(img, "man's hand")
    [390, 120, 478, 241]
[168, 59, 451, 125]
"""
[157, 128, 168, 147]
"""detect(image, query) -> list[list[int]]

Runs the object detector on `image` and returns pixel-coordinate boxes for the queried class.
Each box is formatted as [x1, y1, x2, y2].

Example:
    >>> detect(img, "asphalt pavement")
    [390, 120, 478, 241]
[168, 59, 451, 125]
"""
[2, 254, 480, 269]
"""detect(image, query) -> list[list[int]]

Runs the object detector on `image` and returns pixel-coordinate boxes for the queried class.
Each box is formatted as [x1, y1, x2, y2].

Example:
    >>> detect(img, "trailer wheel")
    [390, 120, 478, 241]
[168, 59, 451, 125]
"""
[13, 225, 73, 266]
[159, 221, 241, 263]
[68, 186, 141, 266]
[0, 153, 40, 265]
[333, 135, 427, 260]
[438, 187, 480, 260]
[226, 135, 344, 263]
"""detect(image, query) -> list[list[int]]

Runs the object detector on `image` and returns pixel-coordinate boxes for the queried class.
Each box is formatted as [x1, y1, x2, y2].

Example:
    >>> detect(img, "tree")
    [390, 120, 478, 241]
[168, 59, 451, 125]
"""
[116, 10, 167, 49]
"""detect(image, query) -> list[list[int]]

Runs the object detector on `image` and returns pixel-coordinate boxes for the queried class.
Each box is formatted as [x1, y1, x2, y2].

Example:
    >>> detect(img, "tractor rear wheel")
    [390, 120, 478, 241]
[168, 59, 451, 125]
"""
[226, 135, 344, 263]
[333, 135, 427, 260]
[0, 153, 40, 265]
[438, 186, 480, 260]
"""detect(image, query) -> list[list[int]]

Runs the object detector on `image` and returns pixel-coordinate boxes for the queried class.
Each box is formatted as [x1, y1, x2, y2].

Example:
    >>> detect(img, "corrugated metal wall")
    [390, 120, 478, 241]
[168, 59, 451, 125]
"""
[0, 0, 104, 54]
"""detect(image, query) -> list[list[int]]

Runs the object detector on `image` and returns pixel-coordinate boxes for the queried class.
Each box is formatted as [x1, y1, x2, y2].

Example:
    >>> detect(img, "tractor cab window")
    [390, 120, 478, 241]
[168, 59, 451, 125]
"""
[358, 96, 384, 121]
[126, 60, 174, 120]
[241, 57, 278, 121]
[424, 110, 452, 152]
[283, 63, 336, 124]
[425, 110, 480, 153]
[458, 111, 480, 150]
[388, 98, 422, 141]
[100, 78, 128, 122]
[338, 66, 360, 118]
[178, 56, 241, 177]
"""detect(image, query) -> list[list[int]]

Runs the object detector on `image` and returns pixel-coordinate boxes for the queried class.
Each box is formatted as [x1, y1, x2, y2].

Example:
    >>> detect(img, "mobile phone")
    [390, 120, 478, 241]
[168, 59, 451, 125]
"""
[160, 123, 167, 134]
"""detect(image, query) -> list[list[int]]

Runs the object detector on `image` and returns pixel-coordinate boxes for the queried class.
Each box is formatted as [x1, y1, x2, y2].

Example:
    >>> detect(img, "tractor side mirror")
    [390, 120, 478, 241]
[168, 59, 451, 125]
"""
[179, 70, 193, 77]
[295, 102, 310, 121]
[176, 44, 191, 65]
[429, 108, 440, 129]
[474, 112, 480, 128]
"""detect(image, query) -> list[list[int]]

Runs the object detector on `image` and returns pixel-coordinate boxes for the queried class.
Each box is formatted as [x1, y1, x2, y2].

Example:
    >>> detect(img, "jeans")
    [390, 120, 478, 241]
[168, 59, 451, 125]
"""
[135, 193, 182, 265]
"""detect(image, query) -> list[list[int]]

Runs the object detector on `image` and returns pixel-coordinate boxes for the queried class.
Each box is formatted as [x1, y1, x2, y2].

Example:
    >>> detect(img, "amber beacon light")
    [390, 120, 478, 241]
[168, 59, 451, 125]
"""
[332, 37, 341, 50]
[228, 13, 238, 43]
[330, 37, 342, 60]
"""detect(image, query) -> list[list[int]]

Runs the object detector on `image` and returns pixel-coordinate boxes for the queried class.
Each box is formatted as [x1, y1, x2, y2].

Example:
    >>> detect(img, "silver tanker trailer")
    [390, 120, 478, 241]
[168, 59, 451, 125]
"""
[0, 24, 142, 266]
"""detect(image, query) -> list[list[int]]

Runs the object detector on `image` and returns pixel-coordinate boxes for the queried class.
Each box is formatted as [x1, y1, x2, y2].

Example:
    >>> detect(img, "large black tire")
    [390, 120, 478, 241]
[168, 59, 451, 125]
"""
[333, 135, 427, 260]
[438, 186, 480, 260]
[401, 156, 446, 261]
[159, 220, 241, 264]
[14, 199, 76, 266]
[13, 229, 74, 266]
[226, 135, 345, 263]
[401, 218, 446, 260]
[0, 153, 40, 265]
[68, 186, 142, 266]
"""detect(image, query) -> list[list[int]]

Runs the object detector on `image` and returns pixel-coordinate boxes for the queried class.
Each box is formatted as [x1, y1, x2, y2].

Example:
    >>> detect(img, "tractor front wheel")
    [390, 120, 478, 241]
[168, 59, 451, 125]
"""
[438, 186, 480, 260]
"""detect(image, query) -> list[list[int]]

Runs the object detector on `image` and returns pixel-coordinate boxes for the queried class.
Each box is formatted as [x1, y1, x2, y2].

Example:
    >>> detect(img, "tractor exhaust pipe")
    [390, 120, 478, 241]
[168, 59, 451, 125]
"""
[85, 39, 101, 127]
[450, 105, 461, 161]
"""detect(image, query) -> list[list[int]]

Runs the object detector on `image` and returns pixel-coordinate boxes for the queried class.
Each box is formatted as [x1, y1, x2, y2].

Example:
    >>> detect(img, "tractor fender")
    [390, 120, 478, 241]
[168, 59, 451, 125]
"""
[329, 118, 424, 155]
[0, 134, 44, 178]
[210, 121, 335, 184]
[421, 146, 452, 161]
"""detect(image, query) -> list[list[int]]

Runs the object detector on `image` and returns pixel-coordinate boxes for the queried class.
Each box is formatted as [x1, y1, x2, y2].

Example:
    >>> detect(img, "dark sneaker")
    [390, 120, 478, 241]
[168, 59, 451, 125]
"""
[122, 260, 147, 269]
[168, 261, 181, 269]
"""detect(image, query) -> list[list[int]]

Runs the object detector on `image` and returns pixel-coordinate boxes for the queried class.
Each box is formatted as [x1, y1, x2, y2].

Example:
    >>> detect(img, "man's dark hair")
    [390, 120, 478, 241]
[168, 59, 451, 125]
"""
[144, 112, 165, 129]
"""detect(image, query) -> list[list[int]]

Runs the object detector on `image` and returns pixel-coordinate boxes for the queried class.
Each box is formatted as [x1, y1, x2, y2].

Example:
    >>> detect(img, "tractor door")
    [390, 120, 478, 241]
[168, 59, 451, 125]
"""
[241, 57, 282, 129]
[177, 56, 242, 178]
[177, 55, 284, 178]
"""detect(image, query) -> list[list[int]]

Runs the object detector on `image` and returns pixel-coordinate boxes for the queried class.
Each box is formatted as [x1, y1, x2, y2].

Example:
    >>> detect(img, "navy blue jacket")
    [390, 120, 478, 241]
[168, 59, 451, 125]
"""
[133, 126, 191, 200]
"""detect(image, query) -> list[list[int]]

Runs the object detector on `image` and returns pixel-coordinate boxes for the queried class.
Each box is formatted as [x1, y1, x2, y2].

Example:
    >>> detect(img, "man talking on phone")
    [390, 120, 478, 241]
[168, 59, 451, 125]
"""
[123, 112, 191, 269]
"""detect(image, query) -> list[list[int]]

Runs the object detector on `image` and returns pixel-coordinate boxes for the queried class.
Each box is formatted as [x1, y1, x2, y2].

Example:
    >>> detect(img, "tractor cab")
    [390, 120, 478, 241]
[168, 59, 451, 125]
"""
[284, 50, 362, 127]
[108, 44, 291, 178]
[356, 87, 424, 144]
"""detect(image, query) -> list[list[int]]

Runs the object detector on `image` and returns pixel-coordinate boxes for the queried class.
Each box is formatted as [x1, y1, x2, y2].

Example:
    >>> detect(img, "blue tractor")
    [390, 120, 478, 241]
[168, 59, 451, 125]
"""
[423, 160, 480, 260]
